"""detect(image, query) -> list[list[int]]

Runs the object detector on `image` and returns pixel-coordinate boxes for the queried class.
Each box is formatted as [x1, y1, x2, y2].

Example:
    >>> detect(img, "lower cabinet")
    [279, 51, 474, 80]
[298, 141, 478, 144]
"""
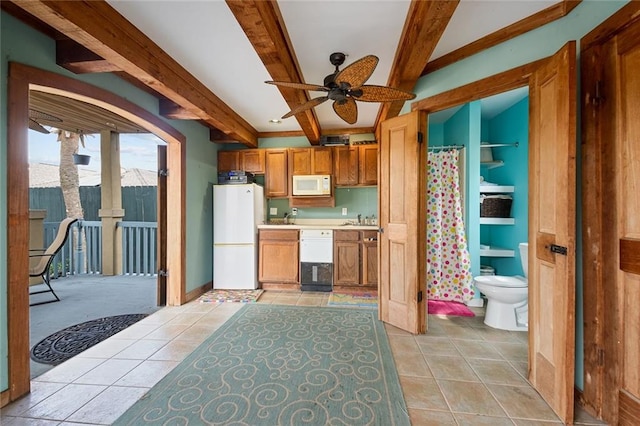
[258, 229, 299, 288]
[334, 230, 378, 289]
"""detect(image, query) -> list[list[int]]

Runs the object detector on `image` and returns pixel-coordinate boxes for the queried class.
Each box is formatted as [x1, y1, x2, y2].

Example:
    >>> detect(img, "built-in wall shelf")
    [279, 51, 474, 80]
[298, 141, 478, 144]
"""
[480, 217, 515, 225]
[480, 160, 504, 169]
[480, 185, 514, 193]
[480, 247, 515, 257]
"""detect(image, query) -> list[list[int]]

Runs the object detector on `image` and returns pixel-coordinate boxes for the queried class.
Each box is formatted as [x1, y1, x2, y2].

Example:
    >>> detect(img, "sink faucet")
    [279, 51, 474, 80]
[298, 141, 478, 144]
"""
[357, 214, 362, 225]
[283, 212, 290, 225]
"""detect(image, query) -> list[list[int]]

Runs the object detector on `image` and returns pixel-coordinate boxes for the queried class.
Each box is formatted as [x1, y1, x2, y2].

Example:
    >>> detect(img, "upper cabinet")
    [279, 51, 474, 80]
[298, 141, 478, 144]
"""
[334, 144, 378, 186]
[289, 147, 333, 175]
[265, 149, 288, 198]
[218, 149, 265, 174]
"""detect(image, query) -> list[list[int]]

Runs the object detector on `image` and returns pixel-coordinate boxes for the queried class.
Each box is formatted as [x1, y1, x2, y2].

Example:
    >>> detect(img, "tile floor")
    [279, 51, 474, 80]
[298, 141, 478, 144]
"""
[1, 291, 607, 425]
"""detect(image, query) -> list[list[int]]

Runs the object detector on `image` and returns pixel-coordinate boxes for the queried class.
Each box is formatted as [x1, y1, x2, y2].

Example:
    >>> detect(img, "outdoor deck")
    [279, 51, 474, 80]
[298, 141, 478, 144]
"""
[29, 274, 161, 378]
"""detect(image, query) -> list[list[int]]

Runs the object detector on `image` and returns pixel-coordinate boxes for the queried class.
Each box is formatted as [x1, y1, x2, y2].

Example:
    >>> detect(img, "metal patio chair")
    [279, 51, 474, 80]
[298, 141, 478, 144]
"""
[29, 217, 78, 306]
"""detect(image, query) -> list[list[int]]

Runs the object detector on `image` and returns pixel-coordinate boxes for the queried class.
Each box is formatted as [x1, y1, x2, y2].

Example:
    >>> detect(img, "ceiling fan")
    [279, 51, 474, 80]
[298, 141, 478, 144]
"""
[266, 52, 416, 125]
[29, 108, 62, 134]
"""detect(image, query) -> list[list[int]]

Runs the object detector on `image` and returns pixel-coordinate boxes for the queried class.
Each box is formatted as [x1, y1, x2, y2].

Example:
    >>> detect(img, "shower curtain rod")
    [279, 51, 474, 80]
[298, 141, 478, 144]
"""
[427, 142, 519, 151]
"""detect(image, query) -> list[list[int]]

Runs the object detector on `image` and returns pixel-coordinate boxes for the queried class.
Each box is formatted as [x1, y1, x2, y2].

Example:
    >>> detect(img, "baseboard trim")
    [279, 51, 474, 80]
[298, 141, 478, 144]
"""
[1, 388, 10, 408]
[185, 281, 212, 303]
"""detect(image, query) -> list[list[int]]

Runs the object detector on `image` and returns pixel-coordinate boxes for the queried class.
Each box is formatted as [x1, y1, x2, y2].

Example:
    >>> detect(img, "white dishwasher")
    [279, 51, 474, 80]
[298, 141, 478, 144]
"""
[300, 229, 333, 292]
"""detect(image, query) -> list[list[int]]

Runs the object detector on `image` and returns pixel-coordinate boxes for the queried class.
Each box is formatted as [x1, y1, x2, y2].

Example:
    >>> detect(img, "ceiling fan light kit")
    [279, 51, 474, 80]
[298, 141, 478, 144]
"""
[266, 52, 416, 124]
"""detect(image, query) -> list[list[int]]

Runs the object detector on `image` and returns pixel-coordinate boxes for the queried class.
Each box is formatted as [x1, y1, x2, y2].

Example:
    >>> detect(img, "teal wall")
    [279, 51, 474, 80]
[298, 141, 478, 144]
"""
[0, 12, 219, 392]
[411, 0, 630, 391]
[484, 97, 529, 276]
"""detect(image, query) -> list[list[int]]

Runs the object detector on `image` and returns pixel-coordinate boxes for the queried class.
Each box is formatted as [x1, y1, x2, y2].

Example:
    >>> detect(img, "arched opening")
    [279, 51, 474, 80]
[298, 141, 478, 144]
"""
[7, 62, 186, 402]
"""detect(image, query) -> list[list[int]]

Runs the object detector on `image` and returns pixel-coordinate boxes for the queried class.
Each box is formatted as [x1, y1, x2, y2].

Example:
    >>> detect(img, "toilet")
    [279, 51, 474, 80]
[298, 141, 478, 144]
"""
[474, 243, 528, 331]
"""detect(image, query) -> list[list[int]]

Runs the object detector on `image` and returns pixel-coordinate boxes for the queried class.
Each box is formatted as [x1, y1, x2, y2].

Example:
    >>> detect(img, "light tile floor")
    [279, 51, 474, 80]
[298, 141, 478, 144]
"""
[1, 291, 607, 425]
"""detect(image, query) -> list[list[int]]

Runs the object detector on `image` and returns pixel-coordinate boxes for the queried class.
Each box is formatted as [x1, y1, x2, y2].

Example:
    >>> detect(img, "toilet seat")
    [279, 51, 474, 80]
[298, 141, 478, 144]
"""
[474, 275, 527, 288]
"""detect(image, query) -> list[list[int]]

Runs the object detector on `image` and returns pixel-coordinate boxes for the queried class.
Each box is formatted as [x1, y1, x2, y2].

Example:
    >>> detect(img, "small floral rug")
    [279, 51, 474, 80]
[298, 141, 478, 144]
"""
[328, 291, 378, 308]
[197, 289, 264, 303]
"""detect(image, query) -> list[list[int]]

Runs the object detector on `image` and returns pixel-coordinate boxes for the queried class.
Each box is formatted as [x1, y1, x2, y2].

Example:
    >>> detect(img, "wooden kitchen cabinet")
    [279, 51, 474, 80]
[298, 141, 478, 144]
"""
[217, 150, 240, 172]
[241, 149, 265, 174]
[358, 145, 378, 185]
[334, 145, 378, 186]
[333, 230, 360, 285]
[333, 230, 378, 289]
[265, 149, 288, 198]
[258, 229, 299, 286]
[334, 146, 359, 186]
[361, 231, 378, 287]
[217, 149, 265, 174]
[289, 147, 333, 175]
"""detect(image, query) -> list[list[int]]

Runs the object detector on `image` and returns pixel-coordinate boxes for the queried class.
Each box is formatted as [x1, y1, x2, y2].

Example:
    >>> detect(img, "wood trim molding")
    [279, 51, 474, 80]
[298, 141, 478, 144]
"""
[375, 0, 459, 129]
[581, 1, 640, 50]
[9, 0, 258, 147]
[0, 389, 10, 408]
[620, 238, 640, 274]
[257, 127, 375, 140]
[226, 0, 321, 144]
[185, 281, 213, 303]
[6, 62, 187, 403]
[411, 58, 545, 113]
[422, 0, 581, 76]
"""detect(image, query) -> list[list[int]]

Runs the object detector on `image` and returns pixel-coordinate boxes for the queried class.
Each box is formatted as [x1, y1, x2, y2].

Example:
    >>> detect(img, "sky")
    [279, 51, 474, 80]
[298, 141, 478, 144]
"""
[28, 129, 166, 172]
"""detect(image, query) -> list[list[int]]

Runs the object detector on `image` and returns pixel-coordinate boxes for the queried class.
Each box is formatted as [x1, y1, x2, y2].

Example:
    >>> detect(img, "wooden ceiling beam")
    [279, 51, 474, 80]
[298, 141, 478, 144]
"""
[226, 0, 322, 145]
[10, 0, 259, 147]
[159, 99, 200, 120]
[56, 39, 121, 74]
[374, 0, 460, 132]
[421, 0, 581, 76]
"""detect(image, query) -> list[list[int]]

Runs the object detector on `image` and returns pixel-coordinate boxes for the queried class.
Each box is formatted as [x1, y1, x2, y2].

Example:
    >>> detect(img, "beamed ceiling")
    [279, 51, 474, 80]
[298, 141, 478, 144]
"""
[3, 0, 581, 147]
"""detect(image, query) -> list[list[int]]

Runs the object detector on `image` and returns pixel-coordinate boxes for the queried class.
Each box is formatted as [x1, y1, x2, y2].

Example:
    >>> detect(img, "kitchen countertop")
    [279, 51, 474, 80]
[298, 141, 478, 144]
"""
[258, 219, 378, 231]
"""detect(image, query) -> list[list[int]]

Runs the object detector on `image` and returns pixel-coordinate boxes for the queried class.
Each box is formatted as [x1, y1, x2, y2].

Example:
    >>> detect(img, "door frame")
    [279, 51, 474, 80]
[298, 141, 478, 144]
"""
[6, 62, 187, 402]
[580, 3, 640, 424]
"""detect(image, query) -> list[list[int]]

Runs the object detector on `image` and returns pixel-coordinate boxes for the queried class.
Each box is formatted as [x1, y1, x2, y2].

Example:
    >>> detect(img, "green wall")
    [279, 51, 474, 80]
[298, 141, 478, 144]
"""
[0, 12, 218, 392]
[411, 0, 630, 391]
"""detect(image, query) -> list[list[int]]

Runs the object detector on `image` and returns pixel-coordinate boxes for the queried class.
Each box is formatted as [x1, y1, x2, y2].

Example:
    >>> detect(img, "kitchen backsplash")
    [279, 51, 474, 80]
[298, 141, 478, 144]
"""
[267, 186, 378, 220]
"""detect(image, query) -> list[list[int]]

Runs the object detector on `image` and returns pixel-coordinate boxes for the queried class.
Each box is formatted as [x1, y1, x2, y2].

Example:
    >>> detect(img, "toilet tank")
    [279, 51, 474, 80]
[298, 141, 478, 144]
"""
[519, 243, 528, 277]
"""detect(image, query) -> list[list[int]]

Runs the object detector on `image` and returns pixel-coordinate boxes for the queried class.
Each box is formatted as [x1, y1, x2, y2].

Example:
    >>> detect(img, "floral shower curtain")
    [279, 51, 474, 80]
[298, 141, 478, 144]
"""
[426, 149, 474, 303]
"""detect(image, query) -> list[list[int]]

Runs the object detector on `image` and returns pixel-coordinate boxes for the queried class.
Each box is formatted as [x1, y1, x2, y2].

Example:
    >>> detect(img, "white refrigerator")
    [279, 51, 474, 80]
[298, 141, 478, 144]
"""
[213, 183, 265, 289]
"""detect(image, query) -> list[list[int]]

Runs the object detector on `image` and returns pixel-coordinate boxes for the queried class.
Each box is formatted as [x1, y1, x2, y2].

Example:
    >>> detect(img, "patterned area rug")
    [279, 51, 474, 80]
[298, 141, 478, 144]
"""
[30, 314, 147, 365]
[197, 288, 264, 303]
[114, 305, 410, 425]
[327, 291, 378, 308]
[428, 299, 475, 317]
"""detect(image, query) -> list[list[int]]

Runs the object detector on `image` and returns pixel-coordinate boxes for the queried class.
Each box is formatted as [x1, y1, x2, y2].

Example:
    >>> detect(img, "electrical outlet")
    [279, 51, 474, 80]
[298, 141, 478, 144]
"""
[270, 207, 277, 216]
[291, 208, 298, 216]
[342, 208, 348, 216]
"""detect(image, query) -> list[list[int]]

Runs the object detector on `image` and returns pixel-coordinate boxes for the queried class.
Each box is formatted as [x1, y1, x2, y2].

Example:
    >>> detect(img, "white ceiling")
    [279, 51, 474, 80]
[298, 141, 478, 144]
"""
[106, 0, 556, 133]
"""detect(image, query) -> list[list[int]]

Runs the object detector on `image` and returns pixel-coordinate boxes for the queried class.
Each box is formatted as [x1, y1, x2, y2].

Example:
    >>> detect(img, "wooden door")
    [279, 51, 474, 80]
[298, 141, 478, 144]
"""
[334, 230, 360, 286]
[334, 146, 359, 186]
[156, 145, 167, 305]
[359, 145, 378, 185]
[241, 149, 265, 174]
[311, 147, 333, 175]
[379, 111, 427, 334]
[611, 19, 640, 425]
[528, 42, 576, 424]
[289, 148, 312, 175]
[218, 150, 240, 172]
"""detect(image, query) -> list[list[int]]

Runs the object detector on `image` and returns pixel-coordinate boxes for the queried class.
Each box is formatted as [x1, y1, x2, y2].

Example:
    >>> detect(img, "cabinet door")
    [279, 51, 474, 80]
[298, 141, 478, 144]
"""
[259, 230, 299, 283]
[289, 148, 312, 175]
[362, 241, 378, 287]
[359, 145, 378, 185]
[218, 151, 240, 172]
[265, 149, 288, 197]
[241, 150, 265, 174]
[312, 147, 333, 175]
[334, 146, 359, 186]
[334, 241, 360, 285]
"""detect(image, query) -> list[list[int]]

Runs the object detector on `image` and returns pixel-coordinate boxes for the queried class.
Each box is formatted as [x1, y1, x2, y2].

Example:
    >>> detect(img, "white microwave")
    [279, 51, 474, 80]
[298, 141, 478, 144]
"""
[292, 175, 331, 196]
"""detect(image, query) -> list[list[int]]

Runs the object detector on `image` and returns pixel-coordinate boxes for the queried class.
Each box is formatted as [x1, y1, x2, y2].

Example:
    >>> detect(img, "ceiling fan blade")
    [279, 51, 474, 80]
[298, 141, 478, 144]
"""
[29, 108, 62, 122]
[334, 55, 378, 89]
[356, 85, 416, 102]
[282, 96, 328, 119]
[266, 81, 328, 92]
[29, 118, 50, 134]
[333, 98, 358, 125]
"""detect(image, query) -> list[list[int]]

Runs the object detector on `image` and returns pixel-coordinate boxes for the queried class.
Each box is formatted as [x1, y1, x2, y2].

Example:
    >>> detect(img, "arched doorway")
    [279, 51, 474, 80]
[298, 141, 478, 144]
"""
[7, 62, 186, 402]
